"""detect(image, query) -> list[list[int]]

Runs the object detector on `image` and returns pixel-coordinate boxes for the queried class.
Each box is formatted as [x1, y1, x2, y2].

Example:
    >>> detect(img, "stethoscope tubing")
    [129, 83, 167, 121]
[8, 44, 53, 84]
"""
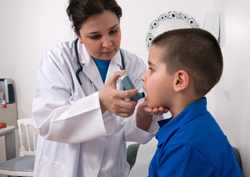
[74, 38, 83, 86]
[74, 38, 125, 94]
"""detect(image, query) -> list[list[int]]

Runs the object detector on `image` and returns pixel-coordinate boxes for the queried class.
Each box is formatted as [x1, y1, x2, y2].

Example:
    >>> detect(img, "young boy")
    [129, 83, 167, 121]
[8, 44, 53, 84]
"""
[141, 28, 242, 177]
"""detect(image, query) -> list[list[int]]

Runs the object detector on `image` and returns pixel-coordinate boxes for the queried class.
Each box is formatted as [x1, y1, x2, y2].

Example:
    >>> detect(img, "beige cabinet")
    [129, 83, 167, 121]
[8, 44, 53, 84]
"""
[0, 103, 18, 128]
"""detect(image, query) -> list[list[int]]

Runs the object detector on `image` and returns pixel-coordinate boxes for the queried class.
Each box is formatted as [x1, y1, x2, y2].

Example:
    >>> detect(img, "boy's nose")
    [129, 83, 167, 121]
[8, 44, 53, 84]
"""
[141, 72, 146, 82]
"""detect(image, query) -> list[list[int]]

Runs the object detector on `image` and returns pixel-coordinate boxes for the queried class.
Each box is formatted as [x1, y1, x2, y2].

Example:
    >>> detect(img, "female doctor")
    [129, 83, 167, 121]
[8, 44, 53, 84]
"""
[32, 0, 166, 176]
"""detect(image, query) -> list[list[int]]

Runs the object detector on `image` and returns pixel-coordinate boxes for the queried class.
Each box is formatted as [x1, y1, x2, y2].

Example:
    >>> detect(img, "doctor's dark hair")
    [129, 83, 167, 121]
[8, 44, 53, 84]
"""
[66, 0, 122, 36]
[152, 28, 223, 96]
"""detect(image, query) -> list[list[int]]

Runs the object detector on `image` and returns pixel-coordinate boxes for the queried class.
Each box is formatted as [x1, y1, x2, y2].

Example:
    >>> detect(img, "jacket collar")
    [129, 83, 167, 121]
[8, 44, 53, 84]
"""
[156, 97, 208, 147]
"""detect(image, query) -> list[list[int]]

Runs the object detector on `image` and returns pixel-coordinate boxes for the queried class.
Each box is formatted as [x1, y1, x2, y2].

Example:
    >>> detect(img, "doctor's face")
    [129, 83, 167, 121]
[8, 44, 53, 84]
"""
[77, 10, 121, 60]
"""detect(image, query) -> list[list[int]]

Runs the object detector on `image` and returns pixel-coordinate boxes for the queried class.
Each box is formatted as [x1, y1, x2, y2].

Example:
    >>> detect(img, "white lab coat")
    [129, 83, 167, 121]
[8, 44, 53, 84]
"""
[32, 40, 161, 177]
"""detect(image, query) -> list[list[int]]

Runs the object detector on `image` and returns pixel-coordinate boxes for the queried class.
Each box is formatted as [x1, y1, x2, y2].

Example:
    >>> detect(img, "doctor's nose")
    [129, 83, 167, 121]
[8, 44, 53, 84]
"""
[102, 36, 112, 48]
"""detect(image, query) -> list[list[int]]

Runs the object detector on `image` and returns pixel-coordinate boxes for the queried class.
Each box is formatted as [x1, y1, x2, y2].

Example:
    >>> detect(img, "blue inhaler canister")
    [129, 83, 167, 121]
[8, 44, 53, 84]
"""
[120, 72, 145, 101]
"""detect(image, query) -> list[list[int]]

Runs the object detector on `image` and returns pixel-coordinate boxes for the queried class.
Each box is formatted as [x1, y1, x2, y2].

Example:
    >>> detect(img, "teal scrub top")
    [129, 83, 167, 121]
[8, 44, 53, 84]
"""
[93, 58, 111, 83]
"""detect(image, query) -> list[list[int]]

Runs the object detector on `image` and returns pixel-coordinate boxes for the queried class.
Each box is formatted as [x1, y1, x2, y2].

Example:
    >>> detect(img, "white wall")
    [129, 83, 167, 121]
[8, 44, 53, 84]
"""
[0, 0, 72, 118]
[117, 0, 212, 63]
[213, 0, 250, 176]
[1, 0, 249, 176]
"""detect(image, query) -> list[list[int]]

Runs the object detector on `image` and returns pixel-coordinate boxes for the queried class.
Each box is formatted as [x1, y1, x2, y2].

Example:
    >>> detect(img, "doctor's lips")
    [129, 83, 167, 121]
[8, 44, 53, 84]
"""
[101, 49, 115, 55]
[119, 72, 145, 101]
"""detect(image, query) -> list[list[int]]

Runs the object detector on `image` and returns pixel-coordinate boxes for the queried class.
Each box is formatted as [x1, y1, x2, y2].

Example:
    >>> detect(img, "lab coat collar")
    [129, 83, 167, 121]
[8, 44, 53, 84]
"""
[78, 41, 123, 91]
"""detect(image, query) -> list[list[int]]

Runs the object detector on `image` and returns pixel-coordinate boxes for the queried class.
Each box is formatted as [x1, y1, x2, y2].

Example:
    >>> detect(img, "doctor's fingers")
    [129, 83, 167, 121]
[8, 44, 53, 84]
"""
[106, 70, 126, 88]
[113, 106, 136, 118]
[110, 100, 137, 116]
[111, 99, 137, 112]
[118, 112, 134, 118]
[117, 89, 138, 99]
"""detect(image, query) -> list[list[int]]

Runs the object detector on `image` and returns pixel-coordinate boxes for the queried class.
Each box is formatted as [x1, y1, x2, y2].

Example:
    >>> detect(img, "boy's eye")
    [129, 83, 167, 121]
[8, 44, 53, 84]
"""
[149, 67, 154, 72]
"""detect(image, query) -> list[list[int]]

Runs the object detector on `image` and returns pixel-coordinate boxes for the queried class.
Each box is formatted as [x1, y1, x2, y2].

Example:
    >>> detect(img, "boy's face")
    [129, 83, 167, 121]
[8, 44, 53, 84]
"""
[142, 45, 175, 108]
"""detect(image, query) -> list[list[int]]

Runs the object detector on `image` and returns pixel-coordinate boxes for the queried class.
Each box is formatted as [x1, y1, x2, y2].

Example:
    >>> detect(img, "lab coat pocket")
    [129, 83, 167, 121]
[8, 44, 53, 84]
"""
[37, 156, 69, 177]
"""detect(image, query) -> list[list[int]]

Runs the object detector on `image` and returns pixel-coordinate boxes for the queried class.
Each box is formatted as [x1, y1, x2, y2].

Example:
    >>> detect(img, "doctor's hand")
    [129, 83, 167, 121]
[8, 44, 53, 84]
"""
[136, 101, 168, 132]
[99, 70, 139, 118]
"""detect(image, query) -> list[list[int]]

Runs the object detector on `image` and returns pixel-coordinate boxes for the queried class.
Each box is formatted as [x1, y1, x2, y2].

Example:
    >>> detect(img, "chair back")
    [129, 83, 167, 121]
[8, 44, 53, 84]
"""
[17, 118, 38, 156]
[232, 146, 242, 171]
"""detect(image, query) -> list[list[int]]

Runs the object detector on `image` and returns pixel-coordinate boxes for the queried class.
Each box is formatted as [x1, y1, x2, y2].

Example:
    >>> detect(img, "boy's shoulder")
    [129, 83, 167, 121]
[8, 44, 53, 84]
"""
[154, 98, 242, 177]
[159, 98, 230, 164]
[166, 111, 231, 166]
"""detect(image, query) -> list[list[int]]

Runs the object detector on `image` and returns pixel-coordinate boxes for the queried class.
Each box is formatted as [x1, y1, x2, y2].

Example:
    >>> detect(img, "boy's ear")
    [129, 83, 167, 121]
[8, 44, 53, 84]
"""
[173, 70, 190, 92]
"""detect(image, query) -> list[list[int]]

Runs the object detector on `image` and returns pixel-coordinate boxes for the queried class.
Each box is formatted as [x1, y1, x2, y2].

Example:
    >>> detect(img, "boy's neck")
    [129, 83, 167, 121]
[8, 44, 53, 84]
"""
[170, 94, 202, 118]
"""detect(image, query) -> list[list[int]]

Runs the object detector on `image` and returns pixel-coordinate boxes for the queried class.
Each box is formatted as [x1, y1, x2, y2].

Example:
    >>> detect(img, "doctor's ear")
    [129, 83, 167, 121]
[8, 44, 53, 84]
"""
[173, 70, 190, 92]
[73, 29, 83, 43]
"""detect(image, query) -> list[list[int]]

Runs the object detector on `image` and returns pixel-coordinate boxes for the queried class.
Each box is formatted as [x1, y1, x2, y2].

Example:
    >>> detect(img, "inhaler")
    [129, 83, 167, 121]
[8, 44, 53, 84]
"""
[120, 72, 145, 101]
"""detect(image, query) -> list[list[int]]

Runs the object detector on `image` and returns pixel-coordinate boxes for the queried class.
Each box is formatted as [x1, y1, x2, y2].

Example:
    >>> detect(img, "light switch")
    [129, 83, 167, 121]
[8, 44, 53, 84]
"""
[224, 88, 231, 102]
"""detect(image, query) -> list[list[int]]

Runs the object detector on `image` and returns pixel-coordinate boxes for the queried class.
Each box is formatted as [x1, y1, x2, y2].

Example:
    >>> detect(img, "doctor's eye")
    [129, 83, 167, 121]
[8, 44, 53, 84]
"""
[109, 29, 118, 35]
[88, 35, 101, 40]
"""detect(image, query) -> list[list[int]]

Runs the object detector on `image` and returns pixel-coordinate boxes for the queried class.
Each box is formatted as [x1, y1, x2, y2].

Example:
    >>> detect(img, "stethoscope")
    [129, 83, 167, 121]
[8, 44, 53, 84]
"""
[74, 38, 125, 95]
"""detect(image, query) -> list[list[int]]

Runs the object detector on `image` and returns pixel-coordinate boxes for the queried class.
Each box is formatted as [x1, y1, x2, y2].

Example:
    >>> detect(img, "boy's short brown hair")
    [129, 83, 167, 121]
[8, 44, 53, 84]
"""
[152, 28, 223, 96]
